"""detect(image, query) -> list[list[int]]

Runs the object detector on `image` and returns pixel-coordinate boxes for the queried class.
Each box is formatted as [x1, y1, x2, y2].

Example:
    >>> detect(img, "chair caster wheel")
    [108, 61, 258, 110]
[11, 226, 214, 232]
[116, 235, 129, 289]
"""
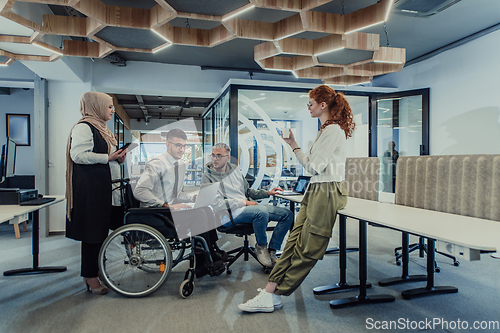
[226, 268, 232, 275]
[180, 279, 194, 298]
[454, 262, 460, 267]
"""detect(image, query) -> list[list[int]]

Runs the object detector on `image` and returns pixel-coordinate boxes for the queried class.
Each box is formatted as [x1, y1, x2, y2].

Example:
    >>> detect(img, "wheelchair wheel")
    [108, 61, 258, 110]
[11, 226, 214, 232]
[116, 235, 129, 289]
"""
[179, 279, 194, 298]
[99, 224, 173, 297]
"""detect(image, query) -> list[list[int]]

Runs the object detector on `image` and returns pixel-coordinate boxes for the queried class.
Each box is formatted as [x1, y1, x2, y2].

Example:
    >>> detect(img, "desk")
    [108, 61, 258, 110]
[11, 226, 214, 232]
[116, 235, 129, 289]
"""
[0, 213, 15, 224]
[328, 198, 500, 308]
[274, 193, 303, 220]
[1, 195, 67, 276]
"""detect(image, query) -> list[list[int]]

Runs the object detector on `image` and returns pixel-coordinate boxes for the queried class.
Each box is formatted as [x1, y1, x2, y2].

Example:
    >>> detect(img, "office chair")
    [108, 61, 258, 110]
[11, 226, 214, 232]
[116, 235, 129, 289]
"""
[394, 236, 459, 272]
[216, 183, 274, 274]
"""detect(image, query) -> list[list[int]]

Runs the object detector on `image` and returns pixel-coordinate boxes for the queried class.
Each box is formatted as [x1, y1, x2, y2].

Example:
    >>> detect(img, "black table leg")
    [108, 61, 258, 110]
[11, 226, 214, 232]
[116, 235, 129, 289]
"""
[379, 232, 427, 286]
[401, 238, 458, 299]
[4, 210, 67, 276]
[329, 219, 395, 308]
[314, 215, 371, 295]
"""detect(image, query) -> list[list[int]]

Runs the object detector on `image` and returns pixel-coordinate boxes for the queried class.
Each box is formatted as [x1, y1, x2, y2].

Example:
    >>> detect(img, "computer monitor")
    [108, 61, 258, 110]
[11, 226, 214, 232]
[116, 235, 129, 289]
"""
[0, 137, 17, 179]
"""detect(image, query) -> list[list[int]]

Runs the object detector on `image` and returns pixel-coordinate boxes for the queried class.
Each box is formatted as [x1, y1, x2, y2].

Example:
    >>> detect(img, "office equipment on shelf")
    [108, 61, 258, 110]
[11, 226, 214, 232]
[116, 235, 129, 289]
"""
[20, 197, 56, 206]
[0, 188, 38, 205]
[279, 175, 310, 195]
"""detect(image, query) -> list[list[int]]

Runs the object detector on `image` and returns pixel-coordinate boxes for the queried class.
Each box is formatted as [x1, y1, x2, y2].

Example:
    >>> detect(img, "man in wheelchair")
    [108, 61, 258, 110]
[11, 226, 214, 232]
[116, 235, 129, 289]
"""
[133, 129, 226, 278]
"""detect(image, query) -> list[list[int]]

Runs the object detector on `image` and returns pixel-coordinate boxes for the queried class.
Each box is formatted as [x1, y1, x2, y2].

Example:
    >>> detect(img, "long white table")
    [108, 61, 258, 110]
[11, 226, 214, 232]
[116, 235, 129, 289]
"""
[327, 197, 500, 308]
[1, 195, 67, 276]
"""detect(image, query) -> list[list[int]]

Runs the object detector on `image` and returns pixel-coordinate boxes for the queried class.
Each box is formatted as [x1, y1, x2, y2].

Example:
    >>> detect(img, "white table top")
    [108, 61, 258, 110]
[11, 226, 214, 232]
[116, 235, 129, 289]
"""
[0, 213, 15, 224]
[340, 197, 500, 252]
[274, 193, 304, 203]
[0, 195, 65, 217]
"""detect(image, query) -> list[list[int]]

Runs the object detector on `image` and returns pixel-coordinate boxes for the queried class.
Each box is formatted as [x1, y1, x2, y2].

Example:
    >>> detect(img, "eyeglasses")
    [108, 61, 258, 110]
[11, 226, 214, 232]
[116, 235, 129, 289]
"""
[211, 154, 229, 160]
[169, 142, 187, 149]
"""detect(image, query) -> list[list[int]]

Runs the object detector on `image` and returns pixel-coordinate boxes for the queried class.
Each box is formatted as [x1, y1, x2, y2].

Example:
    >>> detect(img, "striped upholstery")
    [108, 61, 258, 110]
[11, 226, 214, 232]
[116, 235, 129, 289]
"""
[344, 157, 380, 201]
[395, 155, 500, 222]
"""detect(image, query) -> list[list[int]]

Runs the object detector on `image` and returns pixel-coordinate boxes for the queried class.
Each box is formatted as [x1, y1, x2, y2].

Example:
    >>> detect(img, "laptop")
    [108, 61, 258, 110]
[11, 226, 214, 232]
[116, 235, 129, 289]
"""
[179, 182, 220, 209]
[279, 176, 311, 196]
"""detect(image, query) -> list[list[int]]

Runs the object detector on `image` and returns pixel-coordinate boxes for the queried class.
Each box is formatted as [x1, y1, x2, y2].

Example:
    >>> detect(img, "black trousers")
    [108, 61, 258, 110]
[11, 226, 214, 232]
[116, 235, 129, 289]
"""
[81, 242, 103, 278]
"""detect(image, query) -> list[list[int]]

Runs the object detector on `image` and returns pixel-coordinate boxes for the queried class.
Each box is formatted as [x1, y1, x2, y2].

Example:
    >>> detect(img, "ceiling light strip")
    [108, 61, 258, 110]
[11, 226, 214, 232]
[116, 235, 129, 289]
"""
[347, 80, 372, 86]
[151, 29, 172, 43]
[385, 0, 395, 22]
[346, 21, 384, 34]
[373, 60, 404, 64]
[33, 42, 63, 55]
[222, 5, 255, 21]
[153, 43, 172, 53]
[315, 47, 345, 57]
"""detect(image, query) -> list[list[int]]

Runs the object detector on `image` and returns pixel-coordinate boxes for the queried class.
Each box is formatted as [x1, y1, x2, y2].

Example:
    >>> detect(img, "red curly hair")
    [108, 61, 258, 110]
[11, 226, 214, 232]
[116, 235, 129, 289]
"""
[309, 85, 355, 138]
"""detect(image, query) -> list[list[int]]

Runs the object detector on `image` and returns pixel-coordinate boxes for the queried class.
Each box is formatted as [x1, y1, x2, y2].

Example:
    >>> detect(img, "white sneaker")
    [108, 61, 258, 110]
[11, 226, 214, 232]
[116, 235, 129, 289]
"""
[272, 292, 282, 310]
[238, 288, 274, 313]
[255, 243, 273, 267]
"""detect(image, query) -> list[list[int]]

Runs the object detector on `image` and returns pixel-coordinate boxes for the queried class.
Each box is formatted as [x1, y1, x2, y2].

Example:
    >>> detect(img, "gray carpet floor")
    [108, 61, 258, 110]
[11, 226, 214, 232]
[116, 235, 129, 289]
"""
[0, 219, 499, 333]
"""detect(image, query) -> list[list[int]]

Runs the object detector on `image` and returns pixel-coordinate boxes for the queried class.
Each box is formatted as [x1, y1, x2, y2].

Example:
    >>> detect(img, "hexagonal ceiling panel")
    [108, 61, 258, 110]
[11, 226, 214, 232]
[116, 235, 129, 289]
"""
[0, 0, 407, 85]
[95, 27, 166, 49]
[169, 17, 221, 30]
[317, 49, 374, 65]
[237, 7, 298, 23]
[100, 0, 158, 9]
[167, 0, 250, 16]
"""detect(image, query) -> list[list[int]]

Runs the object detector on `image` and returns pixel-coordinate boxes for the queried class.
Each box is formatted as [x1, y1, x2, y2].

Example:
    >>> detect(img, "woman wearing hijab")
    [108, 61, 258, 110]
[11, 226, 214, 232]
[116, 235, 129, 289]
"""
[65, 92, 127, 295]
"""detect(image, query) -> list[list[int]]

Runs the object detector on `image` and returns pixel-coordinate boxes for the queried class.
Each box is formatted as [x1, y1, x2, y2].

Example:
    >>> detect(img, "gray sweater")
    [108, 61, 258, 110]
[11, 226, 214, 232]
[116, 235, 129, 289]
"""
[202, 162, 269, 217]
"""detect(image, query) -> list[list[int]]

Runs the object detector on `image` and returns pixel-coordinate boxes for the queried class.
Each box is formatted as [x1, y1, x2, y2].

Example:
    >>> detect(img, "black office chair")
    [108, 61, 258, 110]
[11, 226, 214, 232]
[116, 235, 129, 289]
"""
[218, 222, 274, 274]
[216, 183, 273, 274]
[394, 237, 459, 272]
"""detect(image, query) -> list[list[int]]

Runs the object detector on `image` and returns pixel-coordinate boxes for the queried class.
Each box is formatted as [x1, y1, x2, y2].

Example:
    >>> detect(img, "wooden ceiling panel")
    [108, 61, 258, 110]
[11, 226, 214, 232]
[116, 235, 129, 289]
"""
[0, 0, 405, 82]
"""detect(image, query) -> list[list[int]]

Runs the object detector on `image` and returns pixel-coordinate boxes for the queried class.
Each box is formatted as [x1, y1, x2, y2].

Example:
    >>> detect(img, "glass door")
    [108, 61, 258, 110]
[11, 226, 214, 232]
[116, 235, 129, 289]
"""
[371, 89, 429, 194]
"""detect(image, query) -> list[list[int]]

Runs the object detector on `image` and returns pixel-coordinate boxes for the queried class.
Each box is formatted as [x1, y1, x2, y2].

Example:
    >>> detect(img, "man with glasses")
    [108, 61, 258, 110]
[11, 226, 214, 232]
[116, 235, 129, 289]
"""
[133, 129, 226, 277]
[202, 143, 293, 268]
[134, 128, 193, 210]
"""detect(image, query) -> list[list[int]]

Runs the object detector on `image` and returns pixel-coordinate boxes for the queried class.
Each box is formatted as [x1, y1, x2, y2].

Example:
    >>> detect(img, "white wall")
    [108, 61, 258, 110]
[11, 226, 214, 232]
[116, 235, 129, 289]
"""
[373, 29, 500, 155]
[91, 59, 317, 98]
[0, 88, 35, 175]
[46, 81, 92, 232]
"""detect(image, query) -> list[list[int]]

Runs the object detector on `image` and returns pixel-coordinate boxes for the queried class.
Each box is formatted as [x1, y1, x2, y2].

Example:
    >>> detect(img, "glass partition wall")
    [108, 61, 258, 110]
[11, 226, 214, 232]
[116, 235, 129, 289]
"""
[203, 85, 372, 195]
[372, 89, 430, 195]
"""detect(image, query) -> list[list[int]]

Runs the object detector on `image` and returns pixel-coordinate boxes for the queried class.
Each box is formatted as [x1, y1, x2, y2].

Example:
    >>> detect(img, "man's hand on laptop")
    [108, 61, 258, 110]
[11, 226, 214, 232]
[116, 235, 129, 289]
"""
[268, 187, 284, 196]
[243, 200, 258, 206]
[162, 203, 193, 210]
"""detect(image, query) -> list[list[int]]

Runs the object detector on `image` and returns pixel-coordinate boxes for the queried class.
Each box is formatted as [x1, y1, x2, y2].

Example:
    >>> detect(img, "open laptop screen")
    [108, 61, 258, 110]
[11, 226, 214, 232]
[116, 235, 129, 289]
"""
[293, 176, 311, 194]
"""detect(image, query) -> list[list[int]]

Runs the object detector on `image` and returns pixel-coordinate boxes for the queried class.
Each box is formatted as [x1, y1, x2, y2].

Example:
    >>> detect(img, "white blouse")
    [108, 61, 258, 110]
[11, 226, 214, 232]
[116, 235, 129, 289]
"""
[295, 124, 347, 183]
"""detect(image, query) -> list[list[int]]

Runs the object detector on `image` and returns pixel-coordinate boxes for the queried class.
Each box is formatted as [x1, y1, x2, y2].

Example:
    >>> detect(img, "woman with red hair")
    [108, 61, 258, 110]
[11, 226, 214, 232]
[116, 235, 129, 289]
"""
[239, 85, 355, 313]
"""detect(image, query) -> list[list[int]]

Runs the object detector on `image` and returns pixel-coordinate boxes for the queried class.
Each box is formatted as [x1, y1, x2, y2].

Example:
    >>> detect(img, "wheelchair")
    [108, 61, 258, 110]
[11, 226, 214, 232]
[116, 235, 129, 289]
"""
[98, 179, 224, 298]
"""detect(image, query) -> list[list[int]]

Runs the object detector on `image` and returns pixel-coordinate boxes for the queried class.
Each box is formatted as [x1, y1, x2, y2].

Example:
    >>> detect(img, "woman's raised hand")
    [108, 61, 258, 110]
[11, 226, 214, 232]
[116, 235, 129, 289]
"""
[282, 129, 297, 147]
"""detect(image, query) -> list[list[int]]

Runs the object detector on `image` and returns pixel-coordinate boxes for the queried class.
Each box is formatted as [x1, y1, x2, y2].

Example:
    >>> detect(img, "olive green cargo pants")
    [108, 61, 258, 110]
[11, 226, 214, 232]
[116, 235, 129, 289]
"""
[268, 181, 348, 296]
